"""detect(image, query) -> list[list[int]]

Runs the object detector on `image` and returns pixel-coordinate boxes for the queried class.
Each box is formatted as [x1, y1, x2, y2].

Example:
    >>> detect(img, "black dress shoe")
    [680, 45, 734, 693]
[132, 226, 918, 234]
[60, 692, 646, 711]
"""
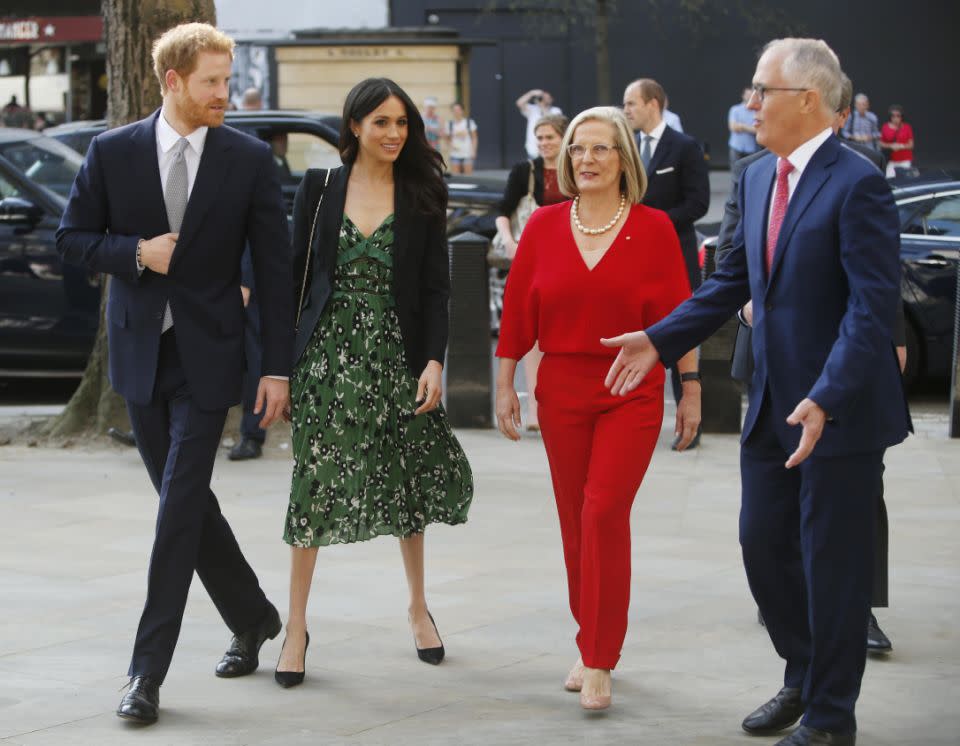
[228, 438, 263, 461]
[867, 613, 892, 653]
[108, 427, 137, 447]
[774, 724, 855, 745]
[215, 603, 282, 677]
[414, 611, 445, 665]
[116, 675, 159, 724]
[275, 630, 310, 688]
[742, 686, 804, 735]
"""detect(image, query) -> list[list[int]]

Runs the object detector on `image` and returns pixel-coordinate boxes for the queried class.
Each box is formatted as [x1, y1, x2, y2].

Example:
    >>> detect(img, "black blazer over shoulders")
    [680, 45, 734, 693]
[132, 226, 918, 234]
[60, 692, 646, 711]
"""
[499, 157, 545, 216]
[292, 164, 450, 375]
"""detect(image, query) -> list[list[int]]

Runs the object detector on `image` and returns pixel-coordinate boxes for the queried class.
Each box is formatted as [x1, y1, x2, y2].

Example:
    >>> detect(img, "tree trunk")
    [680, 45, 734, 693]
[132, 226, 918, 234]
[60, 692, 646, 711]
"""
[594, 0, 611, 105]
[45, 0, 216, 440]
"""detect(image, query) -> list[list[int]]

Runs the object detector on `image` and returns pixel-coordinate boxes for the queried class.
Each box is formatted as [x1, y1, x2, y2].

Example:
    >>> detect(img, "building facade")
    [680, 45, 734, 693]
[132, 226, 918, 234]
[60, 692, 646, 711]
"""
[392, 0, 959, 169]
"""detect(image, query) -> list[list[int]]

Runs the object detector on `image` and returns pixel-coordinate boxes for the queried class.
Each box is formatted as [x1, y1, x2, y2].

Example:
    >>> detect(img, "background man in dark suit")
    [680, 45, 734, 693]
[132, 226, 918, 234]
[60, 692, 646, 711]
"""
[623, 78, 709, 447]
[623, 78, 709, 293]
[231, 87, 269, 460]
[56, 23, 293, 725]
[604, 39, 909, 745]
[718, 71, 905, 655]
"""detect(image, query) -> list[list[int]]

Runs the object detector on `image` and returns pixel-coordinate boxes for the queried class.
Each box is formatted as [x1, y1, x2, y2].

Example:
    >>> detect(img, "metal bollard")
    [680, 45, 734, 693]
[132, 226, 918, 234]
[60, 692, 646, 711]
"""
[446, 232, 493, 428]
[699, 243, 743, 433]
[950, 256, 960, 437]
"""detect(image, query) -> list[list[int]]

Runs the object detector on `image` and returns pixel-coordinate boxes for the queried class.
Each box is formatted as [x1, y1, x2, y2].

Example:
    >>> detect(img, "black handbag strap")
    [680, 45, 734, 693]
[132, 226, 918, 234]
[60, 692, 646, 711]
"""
[295, 168, 332, 329]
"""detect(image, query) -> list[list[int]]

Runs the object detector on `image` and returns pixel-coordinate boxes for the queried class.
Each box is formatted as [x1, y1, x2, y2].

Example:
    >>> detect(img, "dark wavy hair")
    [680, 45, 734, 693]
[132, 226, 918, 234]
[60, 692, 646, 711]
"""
[339, 78, 447, 217]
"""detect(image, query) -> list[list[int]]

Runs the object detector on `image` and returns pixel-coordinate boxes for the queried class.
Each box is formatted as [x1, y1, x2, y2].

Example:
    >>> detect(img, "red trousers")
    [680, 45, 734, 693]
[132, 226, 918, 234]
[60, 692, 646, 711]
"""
[536, 354, 663, 670]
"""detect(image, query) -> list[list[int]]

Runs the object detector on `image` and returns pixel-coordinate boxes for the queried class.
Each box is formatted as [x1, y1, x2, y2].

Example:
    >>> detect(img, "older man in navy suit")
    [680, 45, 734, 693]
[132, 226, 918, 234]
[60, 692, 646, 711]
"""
[604, 39, 909, 745]
[57, 23, 292, 725]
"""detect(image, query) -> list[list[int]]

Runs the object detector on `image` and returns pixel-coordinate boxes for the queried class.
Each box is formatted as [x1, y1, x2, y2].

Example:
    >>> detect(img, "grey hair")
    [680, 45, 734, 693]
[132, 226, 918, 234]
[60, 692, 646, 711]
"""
[854, 93, 869, 104]
[838, 73, 853, 112]
[762, 38, 842, 114]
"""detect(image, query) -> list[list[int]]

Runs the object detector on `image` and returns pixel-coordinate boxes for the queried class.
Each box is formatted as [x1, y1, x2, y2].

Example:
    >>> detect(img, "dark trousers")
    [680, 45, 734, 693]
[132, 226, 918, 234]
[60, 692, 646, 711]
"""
[240, 297, 266, 443]
[873, 474, 889, 607]
[126, 331, 269, 683]
[740, 398, 881, 735]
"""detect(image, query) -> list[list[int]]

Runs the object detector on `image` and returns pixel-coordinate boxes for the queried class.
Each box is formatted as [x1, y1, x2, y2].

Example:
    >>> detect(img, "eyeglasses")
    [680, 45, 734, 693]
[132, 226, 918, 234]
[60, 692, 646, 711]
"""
[750, 84, 809, 102]
[567, 143, 620, 161]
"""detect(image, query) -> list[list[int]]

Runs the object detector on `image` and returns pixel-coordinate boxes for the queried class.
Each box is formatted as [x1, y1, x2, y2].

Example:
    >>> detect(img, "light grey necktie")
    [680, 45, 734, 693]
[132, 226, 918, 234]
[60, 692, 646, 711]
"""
[161, 137, 188, 332]
[641, 135, 653, 172]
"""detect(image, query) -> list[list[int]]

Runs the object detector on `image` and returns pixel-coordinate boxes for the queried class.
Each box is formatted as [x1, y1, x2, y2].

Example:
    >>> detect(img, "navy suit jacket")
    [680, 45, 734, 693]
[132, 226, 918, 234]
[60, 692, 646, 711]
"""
[647, 135, 910, 456]
[638, 125, 709, 286]
[56, 110, 293, 410]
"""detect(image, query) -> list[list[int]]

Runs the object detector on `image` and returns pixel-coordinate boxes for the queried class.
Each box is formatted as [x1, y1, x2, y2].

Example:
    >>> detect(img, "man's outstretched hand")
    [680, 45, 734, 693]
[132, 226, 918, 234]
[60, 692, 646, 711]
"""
[601, 331, 661, 396]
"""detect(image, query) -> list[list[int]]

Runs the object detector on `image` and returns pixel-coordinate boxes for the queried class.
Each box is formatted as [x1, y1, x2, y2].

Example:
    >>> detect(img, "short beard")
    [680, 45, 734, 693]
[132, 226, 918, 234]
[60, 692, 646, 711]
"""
[176, 89, 225, 129]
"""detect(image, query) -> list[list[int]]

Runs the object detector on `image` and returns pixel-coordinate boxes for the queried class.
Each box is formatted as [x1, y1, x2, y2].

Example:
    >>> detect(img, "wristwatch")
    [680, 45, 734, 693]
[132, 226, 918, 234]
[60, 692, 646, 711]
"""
[679, 371, 701, 383]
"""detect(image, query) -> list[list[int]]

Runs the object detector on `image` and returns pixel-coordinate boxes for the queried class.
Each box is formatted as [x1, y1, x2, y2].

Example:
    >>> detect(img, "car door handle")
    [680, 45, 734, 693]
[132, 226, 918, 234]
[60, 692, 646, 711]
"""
[914, 254, 952, 267]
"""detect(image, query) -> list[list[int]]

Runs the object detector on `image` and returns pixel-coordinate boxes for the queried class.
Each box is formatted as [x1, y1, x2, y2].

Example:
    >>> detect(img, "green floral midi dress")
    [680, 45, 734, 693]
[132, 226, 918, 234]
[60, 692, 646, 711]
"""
[285, 214, 474, 548]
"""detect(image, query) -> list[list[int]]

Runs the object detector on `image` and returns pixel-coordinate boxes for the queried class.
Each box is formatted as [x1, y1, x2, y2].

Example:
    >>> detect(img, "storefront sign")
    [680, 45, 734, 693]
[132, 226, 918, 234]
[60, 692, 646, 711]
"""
[0, 16, 103, 44]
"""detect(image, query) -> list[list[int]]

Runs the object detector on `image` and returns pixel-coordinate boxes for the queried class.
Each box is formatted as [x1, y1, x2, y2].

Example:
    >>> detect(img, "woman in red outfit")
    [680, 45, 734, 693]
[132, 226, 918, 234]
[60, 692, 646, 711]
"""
[879, 105, 914, 178]
[495, 106, 701, 711]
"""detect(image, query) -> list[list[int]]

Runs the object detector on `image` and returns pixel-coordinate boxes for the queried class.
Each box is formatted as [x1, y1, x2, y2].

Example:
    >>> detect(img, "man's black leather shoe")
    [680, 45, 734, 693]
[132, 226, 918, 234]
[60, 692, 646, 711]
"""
[742, 686, 804, 735]
[774, 725, 856, 745]
[867, 613, 892, 653]
[228, 438, 263, 461]
[108, 427, 137, 447]
[215, 603, 282, 677]
[116, 676, 159, 724]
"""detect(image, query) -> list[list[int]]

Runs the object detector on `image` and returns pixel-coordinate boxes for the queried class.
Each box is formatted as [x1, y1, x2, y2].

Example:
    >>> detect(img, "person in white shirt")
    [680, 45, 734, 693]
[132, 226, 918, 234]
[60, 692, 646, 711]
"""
[516, 88, 563, 159]
[444, 102, 478, 174]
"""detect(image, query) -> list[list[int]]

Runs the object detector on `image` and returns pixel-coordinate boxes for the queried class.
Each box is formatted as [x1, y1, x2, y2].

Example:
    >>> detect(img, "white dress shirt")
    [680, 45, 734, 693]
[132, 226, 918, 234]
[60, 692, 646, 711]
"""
[767, 127, 833, 225]
[639, 119, 668, 161]
[156, 108, 207, 198]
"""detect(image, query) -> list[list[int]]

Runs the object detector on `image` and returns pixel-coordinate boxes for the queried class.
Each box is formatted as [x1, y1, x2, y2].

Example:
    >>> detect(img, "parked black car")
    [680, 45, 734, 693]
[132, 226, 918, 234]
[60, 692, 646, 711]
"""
[894, 176, 960, 385]
[700, 175, 960, 387]
[0, 128, 97, 377]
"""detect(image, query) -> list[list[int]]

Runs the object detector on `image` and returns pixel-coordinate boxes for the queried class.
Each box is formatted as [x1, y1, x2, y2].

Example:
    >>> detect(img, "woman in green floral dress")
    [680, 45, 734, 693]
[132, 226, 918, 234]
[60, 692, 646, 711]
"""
[275, 79, 473, 687]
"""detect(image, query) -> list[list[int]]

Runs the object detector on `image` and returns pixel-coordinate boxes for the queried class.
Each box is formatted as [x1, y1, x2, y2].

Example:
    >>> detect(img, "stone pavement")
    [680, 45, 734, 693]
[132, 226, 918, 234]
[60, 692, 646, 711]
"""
[1, 411, 958, 745]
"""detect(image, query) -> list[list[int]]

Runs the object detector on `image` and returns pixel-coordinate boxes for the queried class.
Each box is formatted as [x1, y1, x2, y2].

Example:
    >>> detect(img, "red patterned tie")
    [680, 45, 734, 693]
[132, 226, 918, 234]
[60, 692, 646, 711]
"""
[766, 158, 795, 274]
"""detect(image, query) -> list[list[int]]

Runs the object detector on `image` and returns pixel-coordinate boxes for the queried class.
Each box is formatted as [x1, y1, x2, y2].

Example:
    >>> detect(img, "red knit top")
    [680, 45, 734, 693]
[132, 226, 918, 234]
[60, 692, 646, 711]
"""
[496, 201, 691, 385]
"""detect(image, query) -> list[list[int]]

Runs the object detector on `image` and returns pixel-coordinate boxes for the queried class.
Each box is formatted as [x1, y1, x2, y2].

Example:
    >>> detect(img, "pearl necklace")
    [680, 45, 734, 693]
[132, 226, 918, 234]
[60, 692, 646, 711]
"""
[572, 193, 626, 236]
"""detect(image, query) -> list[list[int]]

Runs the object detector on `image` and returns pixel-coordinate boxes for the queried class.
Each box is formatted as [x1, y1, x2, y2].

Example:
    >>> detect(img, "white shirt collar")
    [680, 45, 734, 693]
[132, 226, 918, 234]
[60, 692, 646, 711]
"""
[783, 127, 833, 177]
[157, 107, 208, 156]
[644, 119, 668, 141]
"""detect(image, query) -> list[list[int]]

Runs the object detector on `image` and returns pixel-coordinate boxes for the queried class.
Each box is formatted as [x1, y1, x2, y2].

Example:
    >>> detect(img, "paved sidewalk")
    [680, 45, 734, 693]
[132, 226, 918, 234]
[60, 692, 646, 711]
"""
[1, 417, 958, 745]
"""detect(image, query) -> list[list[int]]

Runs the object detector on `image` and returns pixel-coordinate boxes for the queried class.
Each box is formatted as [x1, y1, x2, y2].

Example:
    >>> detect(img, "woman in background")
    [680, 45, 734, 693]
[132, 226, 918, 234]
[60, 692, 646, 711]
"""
[495, 113, 569, 431]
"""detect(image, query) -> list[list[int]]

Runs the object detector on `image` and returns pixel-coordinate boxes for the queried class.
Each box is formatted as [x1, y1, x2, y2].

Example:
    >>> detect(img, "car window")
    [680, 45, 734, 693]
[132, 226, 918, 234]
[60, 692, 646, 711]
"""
[923, 194, 960, 237]
[283, 131, 341, 175]
[0, 171, 20, 199]
[0, 136, 83, 198]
